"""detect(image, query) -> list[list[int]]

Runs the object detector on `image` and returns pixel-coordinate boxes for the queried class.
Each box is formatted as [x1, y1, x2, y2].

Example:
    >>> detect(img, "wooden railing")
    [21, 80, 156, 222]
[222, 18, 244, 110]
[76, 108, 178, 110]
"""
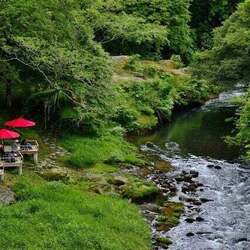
[0, 151, 23, 175]
[0, 151, 23, 165]
[20, 140, 39, 152]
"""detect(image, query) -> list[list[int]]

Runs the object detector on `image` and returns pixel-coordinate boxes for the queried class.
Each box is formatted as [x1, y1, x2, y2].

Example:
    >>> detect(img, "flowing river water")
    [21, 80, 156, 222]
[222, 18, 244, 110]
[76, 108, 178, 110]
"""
[133, 86, 250, 250]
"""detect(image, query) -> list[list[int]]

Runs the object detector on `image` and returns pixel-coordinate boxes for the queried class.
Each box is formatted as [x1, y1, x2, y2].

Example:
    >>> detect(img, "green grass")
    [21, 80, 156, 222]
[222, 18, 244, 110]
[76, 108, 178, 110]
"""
[87, 163, 118, 174]
[122, 177, 158, 200]
[60, 134, 143, 168]
[0, 177, 151, 250]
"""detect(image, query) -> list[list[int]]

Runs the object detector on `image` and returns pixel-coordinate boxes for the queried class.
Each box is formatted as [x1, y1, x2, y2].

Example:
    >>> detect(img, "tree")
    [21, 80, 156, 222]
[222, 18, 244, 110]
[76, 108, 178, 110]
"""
[0, 62, 19, 108]
[193, 0, 250, 159]
[190, 0, 243, 49]
[92, 0, 193, 61]
[193, 0, 250, 84]
[0, 0, 113, 132]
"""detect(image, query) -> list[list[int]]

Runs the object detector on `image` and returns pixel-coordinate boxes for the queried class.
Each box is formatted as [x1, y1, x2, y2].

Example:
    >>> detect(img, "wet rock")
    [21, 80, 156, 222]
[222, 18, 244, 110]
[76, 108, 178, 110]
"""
[214, 165, 222, 170]
[186, 198, 202, 206]
[186, 232, 195, 237]
[175, 172, 193, 183]
[175, 176, 184, 182]
[196, 216, 204, 222]
[143, 211, 156, 222]
[196, 231, 212, 235]
[140, 203, 160, 213]
[182, 183, 197, 193]
[206, 164, 222, 170]
[190, 170, 199, 178]
[185, 218, 195, 223]
[193, 200, 202, 206]
[0, 186, 15, 204]
[200, 198, 213, 203]
[145, 142, 156, 148]
[207, 164, 214, 168]
[182, 175, 193, 183]
[235, 238, 247, 243]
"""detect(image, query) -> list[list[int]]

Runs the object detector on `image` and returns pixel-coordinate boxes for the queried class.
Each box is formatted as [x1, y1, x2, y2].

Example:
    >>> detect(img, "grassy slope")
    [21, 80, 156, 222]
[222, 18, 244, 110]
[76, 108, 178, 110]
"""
[0, 127, 151, 250]
[0, 57, 216, 249]
[0, 175, 150, 250]
[60, 133, 142, 167]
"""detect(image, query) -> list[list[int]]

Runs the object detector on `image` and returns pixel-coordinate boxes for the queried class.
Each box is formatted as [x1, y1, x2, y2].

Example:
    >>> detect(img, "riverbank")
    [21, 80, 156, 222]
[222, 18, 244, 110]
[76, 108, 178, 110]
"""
[0, 57, 220, 250]
[0, 132, 152, 250]
[132, 86, 250, 250]
[1, 86, 248, 250]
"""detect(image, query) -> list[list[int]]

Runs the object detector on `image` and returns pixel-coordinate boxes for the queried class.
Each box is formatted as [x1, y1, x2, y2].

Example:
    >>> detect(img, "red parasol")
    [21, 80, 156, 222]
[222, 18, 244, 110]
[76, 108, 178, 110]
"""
[0, 129, 20, 139]
[5, 117, 36, 128]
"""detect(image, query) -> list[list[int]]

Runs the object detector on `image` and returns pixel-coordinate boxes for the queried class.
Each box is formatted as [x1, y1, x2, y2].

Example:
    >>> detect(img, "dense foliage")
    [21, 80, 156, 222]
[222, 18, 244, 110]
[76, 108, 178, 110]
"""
[193, 0, 250, 159]
[0, 0, 115, 133]
[0, 1, 249, 249]
[233, 89, 250, 159]
[94, 0, 193, 61]
[112, 57, 214, 133]
[190, 0, 243, 49]
[0, 0, 197, 134]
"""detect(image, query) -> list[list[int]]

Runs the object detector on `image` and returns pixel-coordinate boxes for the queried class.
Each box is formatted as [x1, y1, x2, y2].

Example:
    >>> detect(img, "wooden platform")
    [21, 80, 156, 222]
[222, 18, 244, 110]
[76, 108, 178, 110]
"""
[20, 140, 39, 164]
[0, 152, 23, 175]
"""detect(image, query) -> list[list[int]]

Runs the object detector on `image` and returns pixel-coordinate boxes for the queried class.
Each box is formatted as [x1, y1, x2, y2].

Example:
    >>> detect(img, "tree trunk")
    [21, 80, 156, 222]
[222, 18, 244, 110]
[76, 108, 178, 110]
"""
[6, 80, 12, 108]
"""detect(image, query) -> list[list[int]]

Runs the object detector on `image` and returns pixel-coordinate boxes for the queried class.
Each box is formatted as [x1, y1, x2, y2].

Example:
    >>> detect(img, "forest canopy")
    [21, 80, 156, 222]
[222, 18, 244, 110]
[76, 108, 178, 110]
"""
[0, 0, 248, 139]
[0, 0, 196, 134]
[193, 0, 250, 84]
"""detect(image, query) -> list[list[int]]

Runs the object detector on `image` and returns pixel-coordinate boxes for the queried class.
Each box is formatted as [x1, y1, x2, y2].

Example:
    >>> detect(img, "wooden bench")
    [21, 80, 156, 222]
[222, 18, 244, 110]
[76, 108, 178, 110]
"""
[20, 140, 39, 164]
[0, 152, 23, 175]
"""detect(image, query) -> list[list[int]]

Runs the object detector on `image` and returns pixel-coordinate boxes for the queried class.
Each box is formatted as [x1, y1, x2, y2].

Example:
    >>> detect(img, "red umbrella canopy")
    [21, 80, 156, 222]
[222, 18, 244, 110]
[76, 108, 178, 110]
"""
[0, 129, 20, 139]
[5, 117, 36, 128]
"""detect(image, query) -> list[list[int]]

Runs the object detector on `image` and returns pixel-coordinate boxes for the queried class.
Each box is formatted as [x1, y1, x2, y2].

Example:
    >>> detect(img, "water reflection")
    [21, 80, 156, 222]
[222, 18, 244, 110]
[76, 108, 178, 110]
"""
[133, 88, 245, 161]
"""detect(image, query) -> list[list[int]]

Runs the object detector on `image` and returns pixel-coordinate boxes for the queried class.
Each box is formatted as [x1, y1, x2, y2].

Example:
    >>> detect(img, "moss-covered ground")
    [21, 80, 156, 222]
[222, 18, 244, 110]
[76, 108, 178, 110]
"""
[0, 57, 211, 249]
[0, 128, 153, 250]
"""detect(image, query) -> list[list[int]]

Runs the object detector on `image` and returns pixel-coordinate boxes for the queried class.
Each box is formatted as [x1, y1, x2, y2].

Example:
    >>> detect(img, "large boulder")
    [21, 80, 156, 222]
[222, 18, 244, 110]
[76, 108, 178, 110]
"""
[40, 168, 69, 182]
[0, 186, 15, 204]
[107, 175, 128, 186]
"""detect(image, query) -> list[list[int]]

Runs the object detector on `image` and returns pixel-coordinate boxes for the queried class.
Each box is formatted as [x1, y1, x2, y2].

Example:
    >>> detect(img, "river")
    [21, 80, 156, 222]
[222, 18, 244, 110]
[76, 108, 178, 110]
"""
[133, 85, 250, 250]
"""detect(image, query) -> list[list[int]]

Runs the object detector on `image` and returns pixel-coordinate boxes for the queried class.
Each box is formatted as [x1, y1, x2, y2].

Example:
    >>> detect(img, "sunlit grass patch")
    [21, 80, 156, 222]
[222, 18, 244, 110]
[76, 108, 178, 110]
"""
[60, 134, 143, 168]
[0, 177, 151, 250]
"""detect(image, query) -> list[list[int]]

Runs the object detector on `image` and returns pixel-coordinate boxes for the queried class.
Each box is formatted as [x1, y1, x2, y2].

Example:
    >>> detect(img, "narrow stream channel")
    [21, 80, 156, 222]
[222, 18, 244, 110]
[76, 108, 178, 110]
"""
[134, 85, 250, 250]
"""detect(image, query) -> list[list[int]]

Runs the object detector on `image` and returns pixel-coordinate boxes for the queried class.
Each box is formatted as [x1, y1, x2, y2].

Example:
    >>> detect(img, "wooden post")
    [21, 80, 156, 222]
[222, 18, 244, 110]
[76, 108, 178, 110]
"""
[18, 166, 22, 176]
[0, 168, 4, 181]
[33, 153, 38, 164]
